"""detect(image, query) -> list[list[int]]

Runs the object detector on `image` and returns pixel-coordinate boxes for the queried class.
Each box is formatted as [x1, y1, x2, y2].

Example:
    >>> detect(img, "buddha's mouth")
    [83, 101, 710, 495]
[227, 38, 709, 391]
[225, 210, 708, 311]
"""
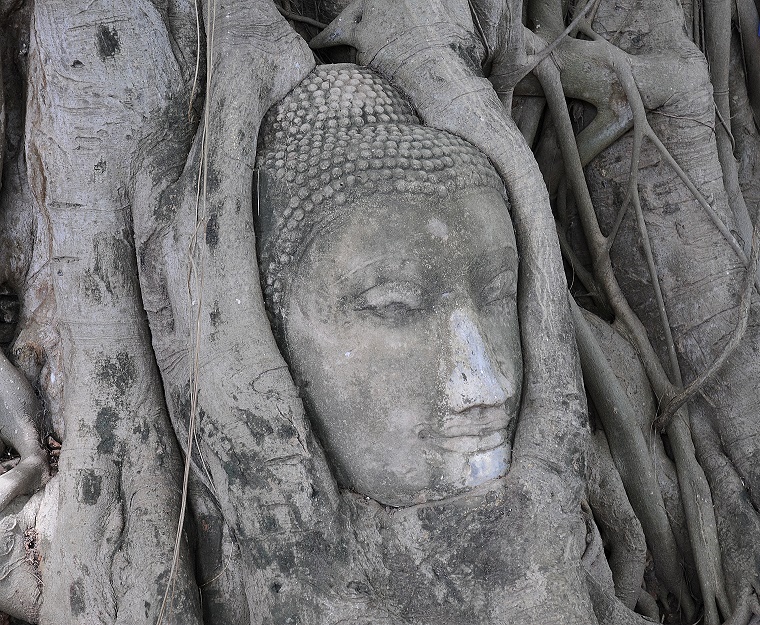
[418, 428, 506, 454]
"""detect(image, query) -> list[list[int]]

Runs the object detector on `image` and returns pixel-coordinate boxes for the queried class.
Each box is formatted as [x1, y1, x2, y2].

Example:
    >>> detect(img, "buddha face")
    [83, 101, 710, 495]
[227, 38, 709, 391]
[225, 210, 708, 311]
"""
[281, 187, 522, 507]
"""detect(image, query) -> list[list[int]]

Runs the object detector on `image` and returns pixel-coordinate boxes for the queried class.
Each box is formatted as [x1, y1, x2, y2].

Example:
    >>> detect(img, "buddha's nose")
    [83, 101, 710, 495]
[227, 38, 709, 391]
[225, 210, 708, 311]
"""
[444, 308, 514, 413]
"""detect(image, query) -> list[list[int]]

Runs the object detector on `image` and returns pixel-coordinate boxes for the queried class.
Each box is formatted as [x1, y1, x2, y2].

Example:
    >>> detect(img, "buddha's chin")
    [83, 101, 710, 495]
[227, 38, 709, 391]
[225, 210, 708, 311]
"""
[403, 444, 511, 506]
[343, 443, 512, 508]
[426, 444, 510, 501]
[465, 445, 510, 487]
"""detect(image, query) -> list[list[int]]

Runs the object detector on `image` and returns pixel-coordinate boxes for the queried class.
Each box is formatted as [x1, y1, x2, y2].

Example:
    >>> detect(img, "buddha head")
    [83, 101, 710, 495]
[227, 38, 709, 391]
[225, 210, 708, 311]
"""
[255, 65, 522, 507]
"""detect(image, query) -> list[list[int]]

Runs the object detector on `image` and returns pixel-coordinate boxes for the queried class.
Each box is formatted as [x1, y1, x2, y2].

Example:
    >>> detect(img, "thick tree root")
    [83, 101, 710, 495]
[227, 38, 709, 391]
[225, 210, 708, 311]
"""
[0, 350, 47, 513]
[572, 302, 691, 614]
[585, 570, 658, 624]
[587, 430, 647, 609]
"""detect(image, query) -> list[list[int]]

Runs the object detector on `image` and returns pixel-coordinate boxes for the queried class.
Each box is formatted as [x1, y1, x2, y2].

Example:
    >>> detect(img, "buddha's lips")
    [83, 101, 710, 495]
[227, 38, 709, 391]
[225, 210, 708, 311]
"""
[417, 428, 506, 453]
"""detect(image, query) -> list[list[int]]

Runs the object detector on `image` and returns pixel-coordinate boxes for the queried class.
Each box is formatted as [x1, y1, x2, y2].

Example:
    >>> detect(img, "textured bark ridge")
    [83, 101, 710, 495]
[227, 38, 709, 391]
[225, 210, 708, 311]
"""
[0, 0, 757, 624]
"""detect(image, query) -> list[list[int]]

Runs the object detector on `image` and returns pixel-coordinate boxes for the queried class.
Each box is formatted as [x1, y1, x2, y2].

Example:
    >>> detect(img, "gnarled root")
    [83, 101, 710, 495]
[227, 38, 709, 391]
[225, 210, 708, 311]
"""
[0, 350, 47, 514]
[587, 430, 647, 610]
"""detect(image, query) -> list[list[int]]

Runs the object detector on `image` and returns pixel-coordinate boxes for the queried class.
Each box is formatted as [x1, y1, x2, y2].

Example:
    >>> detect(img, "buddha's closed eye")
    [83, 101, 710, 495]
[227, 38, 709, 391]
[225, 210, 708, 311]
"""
[479, 270, 517, 308]
[352, 281, 425, 321]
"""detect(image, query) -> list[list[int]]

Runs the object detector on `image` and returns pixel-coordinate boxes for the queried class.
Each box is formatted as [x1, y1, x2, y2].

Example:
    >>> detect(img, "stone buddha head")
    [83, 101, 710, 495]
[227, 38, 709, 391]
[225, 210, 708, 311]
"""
[255, 64, 522, 507]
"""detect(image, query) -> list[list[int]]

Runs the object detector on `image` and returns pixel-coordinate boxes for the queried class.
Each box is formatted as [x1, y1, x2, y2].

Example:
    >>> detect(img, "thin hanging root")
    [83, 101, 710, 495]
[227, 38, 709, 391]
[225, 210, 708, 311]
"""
[533, 40, 674, 408]
[578, 22, 758, 293]
[714, 104, 737, 152]
[187, 0, 202, 121]
[534, 30, 737, 623]
[557, 222, 610, 313]
[621, 98, 731, 625]
[556, 178, 611, 313]
[644, 128, 758, 291]
[576, 28, 739, 621]
[573, 27, 748, 619]
[533, 61, 696, 622]
[605, 185, 630, 251]
[158, 1, 217, 623]
[535, 35, 678, 410]
[276, 6, 327, 30]
[625, 115, 681, 390]
[511, 0, 601, 87]
[656, 220, 760, 429]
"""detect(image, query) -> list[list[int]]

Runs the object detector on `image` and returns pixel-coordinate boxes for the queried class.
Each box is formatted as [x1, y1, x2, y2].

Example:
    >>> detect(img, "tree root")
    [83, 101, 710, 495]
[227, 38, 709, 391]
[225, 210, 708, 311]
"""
[0, 350, 48, 514]
[721, 587, 760, 625]
[636, 589, 660, 622]
[276, 5, 327, 30]
[533, 26, 738, 623]
[158, 2, 215, 619]
[586, 429, 647, 609]
[572, 301, 692, 615]
[735, 0, 760, 131]
[704, 0, 755, 254]
[585, 569, 658, 624]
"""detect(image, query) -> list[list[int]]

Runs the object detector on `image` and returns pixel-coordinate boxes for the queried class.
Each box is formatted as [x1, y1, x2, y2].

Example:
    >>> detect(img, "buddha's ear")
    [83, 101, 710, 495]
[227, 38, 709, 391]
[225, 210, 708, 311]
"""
[309, 0, 363, 50]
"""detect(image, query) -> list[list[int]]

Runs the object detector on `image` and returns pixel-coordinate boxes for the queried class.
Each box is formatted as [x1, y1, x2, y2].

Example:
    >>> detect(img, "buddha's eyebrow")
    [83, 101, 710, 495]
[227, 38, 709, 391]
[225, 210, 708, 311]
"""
[470, 245, 518, 275]
[330, 253, 422, 285]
